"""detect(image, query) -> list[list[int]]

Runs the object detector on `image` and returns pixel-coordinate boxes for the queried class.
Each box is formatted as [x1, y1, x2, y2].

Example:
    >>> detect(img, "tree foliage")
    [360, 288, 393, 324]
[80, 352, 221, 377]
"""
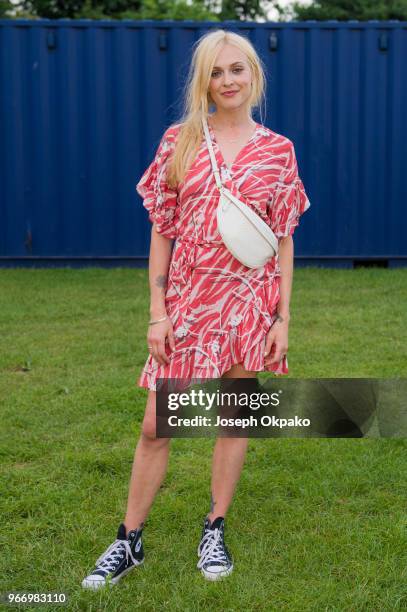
[290, 0, 407, 21]
[10, 0, 268, 20]
[1, 0, 13, 17]
[6, 0, 407, 20]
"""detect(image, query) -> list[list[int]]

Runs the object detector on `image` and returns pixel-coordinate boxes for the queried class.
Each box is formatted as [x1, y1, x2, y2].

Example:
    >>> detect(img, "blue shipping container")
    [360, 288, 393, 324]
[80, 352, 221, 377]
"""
[0, 19, 406, 267]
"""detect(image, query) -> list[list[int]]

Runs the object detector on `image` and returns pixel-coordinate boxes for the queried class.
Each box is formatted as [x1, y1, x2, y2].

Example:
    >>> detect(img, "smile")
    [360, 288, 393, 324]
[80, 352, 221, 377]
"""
[221, 91, 238, 97]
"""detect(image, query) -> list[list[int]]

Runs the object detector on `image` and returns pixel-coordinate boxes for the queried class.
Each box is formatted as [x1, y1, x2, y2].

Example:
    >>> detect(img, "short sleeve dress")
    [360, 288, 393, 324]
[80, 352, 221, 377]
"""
[136, 121, 311, 391]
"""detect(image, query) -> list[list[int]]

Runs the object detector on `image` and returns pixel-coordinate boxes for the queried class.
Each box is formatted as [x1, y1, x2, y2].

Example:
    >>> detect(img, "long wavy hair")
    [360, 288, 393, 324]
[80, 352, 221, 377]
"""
[166, 29, 266, 188]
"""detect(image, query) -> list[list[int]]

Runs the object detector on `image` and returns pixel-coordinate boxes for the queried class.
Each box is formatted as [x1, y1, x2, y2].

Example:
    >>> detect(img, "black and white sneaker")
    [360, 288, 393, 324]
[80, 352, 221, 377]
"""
[197, 516, 233, 581]
[81, 523, 144, 589]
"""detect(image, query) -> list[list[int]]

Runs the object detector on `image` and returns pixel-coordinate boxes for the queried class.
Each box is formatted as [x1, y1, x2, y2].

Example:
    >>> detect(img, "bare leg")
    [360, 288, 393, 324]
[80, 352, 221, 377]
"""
[123, 390, 171, 533]
[206, 363, 255, 523]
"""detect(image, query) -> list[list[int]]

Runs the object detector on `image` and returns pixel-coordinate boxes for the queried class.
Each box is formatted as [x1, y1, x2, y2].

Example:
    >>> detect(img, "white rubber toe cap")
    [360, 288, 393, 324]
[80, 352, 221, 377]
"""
[81, 575, 108, 590]
[201, 564, 234, 581]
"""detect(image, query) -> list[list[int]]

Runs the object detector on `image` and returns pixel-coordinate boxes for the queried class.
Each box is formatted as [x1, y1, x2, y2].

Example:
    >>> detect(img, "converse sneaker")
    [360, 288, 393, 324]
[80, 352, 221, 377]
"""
[197, 516, 233, 581]
[81, 523, 144, 589]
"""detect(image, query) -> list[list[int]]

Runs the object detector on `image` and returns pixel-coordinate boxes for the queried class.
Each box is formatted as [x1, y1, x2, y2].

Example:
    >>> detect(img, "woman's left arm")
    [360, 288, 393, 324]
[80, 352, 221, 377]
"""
[264, 235, 293, 365]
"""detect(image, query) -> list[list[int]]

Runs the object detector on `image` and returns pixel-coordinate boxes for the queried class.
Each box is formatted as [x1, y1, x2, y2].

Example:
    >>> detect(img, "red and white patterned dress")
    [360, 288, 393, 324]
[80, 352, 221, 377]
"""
[136, 121, 311, 391]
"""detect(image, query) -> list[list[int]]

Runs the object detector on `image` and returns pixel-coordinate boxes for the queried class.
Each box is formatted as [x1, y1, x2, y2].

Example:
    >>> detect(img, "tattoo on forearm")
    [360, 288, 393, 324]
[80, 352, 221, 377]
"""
[275, 314, 284, 323]
[155, 274, 168, 289]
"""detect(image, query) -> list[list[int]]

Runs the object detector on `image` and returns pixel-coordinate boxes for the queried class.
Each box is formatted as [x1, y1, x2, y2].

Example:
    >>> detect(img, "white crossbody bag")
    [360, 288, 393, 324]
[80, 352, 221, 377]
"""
[202, 116, 279, 269]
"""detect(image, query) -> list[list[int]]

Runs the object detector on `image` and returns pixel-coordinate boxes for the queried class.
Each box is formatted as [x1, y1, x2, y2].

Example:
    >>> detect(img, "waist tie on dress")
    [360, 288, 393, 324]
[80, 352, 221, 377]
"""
[172, 236, 225, 280]
[176, 237, 224, 246]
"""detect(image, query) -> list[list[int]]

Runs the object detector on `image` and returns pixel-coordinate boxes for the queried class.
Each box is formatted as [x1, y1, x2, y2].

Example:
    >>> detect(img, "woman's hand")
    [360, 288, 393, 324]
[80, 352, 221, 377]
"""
[264, 317, 289, 366]
[147, 317, 176, 366]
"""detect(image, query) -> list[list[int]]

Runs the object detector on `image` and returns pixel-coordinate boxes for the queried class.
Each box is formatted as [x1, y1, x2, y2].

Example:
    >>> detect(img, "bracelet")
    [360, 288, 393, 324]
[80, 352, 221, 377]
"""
[148, 315, 168, 326]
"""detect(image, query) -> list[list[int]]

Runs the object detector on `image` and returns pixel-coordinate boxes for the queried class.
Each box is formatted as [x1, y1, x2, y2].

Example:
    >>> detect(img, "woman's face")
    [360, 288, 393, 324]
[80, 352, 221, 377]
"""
[208, 43, 252, 112]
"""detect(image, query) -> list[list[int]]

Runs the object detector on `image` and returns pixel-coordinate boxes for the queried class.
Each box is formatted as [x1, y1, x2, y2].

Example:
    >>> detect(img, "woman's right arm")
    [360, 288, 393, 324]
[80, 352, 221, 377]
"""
[147, 223, 176, 366]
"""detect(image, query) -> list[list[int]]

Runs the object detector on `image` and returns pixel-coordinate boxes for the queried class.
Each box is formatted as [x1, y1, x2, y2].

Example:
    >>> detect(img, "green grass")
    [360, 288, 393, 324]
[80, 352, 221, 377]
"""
[0, 267, 406, 611]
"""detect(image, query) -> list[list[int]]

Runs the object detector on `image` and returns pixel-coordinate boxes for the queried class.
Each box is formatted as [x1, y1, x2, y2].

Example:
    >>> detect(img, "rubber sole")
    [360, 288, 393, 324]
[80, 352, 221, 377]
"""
[81, 558, 144, 590]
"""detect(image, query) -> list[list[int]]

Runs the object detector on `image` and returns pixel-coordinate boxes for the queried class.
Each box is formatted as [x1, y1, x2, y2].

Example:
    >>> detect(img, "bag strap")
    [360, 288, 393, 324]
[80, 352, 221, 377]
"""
[201, 116, 223, 191]
[201, 115, 279, 254]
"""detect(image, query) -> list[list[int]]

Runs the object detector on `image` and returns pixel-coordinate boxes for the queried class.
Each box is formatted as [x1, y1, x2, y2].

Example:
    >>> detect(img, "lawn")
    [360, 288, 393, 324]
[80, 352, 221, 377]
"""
[0, 267, 406, 611]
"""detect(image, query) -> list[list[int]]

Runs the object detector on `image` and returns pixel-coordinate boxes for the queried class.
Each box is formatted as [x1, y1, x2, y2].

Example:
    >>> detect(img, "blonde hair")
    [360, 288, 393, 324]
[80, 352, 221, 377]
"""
[166, 29, 266, 188]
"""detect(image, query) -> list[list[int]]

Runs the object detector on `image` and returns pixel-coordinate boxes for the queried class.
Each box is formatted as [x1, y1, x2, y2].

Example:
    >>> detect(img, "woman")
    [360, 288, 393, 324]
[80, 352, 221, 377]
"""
[82, 29, 310, 588]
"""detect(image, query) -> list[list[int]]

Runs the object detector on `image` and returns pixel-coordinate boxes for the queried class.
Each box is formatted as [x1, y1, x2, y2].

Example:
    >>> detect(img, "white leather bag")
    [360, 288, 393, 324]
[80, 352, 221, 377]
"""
[202, 116, 279, 269]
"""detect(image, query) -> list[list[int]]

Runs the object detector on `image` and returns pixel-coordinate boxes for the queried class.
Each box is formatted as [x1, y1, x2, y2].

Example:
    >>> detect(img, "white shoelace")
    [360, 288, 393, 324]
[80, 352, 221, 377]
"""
[95, 538, 138, 574]
[197, 528, 228, 569]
